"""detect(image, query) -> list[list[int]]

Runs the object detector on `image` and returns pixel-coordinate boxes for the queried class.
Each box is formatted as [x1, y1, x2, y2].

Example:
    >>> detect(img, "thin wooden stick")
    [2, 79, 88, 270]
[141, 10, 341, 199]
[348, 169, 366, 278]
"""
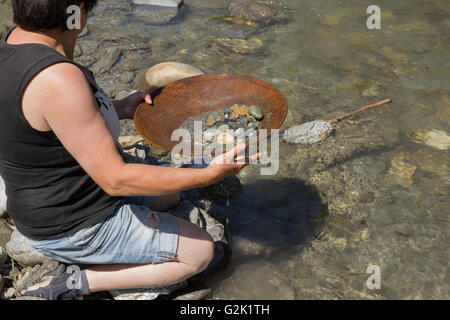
[327, 98, 392, 124]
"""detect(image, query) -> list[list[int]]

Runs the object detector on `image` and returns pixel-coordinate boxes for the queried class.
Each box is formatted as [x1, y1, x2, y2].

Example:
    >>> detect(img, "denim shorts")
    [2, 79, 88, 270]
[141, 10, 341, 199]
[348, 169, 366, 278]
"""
[24, 196, 179, 265]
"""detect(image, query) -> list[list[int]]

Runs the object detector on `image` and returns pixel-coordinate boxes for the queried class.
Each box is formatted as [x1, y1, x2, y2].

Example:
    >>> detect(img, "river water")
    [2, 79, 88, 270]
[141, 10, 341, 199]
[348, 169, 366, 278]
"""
[1, 0, 448, 299]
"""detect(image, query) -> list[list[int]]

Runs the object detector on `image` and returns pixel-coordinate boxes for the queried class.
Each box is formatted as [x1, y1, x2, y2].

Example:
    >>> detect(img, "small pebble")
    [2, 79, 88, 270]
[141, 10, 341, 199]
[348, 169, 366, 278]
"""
[239, 117, 249, 127]
[206, 115, 216, 127]
[248, 105, 264, 120]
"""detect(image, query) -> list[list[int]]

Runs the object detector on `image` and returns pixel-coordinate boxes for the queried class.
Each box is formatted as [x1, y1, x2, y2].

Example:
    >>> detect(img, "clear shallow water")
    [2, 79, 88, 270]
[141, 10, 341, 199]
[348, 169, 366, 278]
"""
[1, 0, 449, 299]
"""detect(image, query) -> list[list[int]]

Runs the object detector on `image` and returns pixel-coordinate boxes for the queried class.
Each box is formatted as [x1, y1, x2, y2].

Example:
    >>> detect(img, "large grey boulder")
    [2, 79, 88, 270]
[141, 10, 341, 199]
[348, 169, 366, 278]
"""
[6, 229, 51, 266]
[139, 62, 204, 93]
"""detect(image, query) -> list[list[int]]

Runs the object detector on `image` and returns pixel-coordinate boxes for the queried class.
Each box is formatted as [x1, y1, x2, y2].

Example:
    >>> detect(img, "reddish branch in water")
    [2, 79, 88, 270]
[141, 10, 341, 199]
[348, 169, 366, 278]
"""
[327, 98, 392, 124]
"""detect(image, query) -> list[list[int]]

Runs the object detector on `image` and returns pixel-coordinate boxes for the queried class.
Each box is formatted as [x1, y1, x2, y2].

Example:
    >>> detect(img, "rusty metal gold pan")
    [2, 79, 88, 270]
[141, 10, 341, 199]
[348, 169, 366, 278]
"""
[134, 73, 288, 151]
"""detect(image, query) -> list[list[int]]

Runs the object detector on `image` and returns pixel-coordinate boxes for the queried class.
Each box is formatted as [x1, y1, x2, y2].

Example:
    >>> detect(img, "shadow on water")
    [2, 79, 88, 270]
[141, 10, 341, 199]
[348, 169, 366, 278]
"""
[196, 177, 328, 286]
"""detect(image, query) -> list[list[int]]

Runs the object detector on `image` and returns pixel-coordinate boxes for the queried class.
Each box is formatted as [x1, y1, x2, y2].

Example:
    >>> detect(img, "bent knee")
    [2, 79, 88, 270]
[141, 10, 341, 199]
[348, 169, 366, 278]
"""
[197, 235, 215, 272]
[187, 232, 214, 274]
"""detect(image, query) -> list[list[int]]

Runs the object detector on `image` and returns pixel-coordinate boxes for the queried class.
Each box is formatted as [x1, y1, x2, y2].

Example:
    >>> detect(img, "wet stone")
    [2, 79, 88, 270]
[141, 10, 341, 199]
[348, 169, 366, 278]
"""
[239, 117, 249, 127]
[248, 105, 264, 120]
[231, 104, 250, 117]
[228, 122, 241, 129]
[91, 47, 122, 74]
[206, 115, 216, 127]
[388, 153, 418, 187]
[283, 120, 334, 144]
[216, 37, 265, 55]
[228, 0, 289, 25]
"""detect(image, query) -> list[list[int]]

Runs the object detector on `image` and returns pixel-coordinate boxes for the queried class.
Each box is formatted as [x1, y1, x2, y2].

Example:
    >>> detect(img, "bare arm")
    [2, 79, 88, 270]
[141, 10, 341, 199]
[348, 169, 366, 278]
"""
[23, 63, 255, 197]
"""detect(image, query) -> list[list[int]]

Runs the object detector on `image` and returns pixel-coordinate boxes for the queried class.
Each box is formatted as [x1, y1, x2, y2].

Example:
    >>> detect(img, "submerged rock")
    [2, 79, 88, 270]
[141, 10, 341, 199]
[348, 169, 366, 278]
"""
[412, 130, 450, 150]
[322, 14, 340, 26]
[139, 62, 204, 93]
[283, 120, 334, 144]
[216, 37, 265, 55]
[248, 105, 264, 120]
[362, 83, 382, 97]
[388, 153, 418, 187]
[91, 47, 122, 74]
[228, 0, 289, 25]
[6, 229, 51, 266]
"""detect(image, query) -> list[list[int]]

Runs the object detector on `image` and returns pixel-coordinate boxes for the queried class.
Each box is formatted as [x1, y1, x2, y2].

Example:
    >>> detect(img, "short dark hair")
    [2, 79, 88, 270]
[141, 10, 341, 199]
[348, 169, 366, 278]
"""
[12, 0, 98, 31]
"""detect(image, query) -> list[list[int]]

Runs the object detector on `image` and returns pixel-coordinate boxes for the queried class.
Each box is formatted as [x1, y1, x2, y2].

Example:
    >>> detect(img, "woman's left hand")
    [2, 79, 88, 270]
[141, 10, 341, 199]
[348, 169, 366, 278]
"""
[114, 91, 153, 120]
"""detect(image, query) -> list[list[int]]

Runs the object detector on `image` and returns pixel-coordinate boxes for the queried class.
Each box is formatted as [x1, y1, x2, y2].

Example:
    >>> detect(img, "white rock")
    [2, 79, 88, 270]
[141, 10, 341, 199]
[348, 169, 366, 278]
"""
[6, 229, 51, 266]
[139, 62, 204, 93]
[283, 120, 333, 144]
[118, 135, 144, 148]
[0, 175, 6, 217]
[133, 0, 182, 8]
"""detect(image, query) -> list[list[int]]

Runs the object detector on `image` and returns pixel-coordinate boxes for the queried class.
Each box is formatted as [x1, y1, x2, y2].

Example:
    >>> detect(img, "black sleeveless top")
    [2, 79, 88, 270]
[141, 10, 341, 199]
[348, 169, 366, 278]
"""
[0, 28, 123, 240]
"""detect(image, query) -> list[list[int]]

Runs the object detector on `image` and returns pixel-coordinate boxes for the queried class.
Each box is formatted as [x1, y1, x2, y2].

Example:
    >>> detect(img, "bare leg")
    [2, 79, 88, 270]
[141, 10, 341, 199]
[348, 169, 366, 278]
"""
[151, 192, 181, 212]
[84, 216, 214, 292]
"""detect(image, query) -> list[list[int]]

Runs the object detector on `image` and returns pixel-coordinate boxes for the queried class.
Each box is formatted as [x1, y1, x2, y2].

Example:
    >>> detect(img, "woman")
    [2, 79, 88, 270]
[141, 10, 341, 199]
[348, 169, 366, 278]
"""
[0, 0, 258, 299]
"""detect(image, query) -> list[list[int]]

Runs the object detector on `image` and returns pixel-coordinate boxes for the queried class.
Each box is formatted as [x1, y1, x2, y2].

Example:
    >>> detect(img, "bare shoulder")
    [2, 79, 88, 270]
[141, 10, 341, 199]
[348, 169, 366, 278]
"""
[31, 62, 89, 92]
[22, 62, 96, 131]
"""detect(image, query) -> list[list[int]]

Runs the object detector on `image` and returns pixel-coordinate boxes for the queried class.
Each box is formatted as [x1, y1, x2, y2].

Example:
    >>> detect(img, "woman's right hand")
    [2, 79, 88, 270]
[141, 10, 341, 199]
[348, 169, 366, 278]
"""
[206, 143, 261, 184]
